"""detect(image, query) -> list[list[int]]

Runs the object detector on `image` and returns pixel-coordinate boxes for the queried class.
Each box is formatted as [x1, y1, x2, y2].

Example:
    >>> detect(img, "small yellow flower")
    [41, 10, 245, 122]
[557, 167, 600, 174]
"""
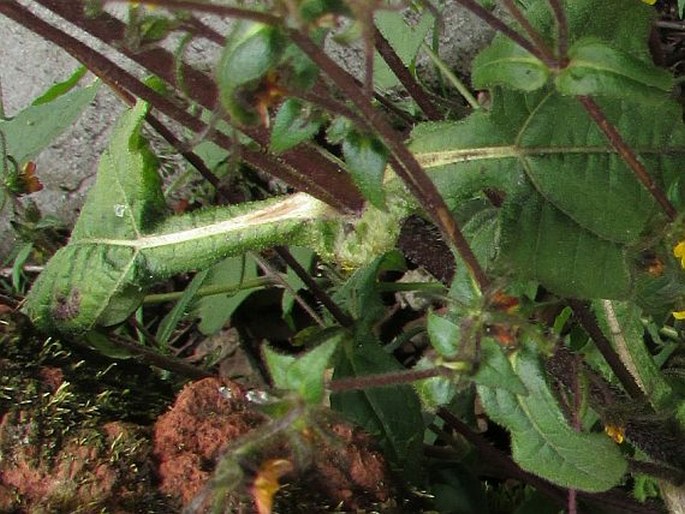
[674, 311, 685, 320]
[674, 241, 685, 268]
[641, 0, 656, 4]
[604, 424, 625, 444]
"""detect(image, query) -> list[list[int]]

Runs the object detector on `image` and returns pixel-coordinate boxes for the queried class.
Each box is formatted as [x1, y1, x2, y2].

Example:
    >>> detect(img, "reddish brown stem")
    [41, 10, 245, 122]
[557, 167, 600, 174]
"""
[112, 333, 213, 380]
[373, 27, 442, 120]
[181, 16, 225, 46]
[547, 0, 569, 62]
[106, 0, 281, 25]
[502, 0, 556, 66]
[450, 0, 557, 68]
[329, 366, 449, 392]
[29, 0, 364, 212]
[577, 96, 677, 221]
[0, 1, 355, 211]
[568, 299, 648, 403]
[274, 246, 353, 328]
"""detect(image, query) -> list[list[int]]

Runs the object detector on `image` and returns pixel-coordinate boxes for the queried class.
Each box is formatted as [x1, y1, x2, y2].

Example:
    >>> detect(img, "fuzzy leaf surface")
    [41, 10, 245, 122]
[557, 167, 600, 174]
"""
[556, 39, 673, 100]
[478, 346, 627, 492]
[264, 334, 340, 404]
[332, 332, 424, 482]
[1, 80, 98, 164]
[409, 87, 685, 299]
[23, 103, 335, 334]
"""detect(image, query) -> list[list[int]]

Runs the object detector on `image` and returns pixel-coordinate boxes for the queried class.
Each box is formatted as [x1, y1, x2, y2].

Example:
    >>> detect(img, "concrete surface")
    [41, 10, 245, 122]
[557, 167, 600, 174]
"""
[0, 2, 493, 261]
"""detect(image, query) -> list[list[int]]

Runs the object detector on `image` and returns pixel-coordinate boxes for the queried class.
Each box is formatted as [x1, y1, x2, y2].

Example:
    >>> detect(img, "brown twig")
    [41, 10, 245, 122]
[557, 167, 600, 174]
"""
[568, 300, 648, 403]
[112, 333, 213, 380]
[105, 0, 281, 25]
[373, 27, 442, 120]
[577, 96, 677, 221]
[501, 0, 556, 66]
[450, 0, 557, 68]
[546, 0, 569, 62]
[32, 0, 365, 212]
[329, 366, 449, 392]
[274, 247, 353, 328]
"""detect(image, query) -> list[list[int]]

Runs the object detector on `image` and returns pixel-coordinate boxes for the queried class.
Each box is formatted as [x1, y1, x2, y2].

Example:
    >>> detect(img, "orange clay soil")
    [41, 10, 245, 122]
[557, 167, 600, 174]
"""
[0, 349, 394, 513]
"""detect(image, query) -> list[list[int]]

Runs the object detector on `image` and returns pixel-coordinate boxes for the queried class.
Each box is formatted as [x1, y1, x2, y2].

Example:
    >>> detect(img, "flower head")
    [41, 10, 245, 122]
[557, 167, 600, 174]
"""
[674, 241, 685, 268]
[672, 242, 685, 319]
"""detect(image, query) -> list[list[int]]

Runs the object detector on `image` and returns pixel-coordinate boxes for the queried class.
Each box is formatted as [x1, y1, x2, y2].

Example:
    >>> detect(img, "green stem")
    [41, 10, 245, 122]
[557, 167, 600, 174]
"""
[376, 281, 447, 294]
[143, 277, 273, 304]
[421, 43, 480, 110]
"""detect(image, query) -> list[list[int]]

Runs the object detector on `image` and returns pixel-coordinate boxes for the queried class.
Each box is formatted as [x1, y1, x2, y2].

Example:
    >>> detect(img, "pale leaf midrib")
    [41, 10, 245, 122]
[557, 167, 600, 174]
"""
[70, 193, 331, 250]
[415, 145, 685, 169]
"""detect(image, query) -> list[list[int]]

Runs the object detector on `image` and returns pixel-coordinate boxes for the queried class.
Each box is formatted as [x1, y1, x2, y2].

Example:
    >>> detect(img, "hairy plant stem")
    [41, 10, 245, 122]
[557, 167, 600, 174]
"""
[450, 0, 557, 68]
[577, 96, 677, 221]
[143, 277, 273, 305]
[628, 460, 685, 486]
[501, 0, 556, 65]
[107, 0, 281, 25]
[251, 252, 325, 327]
[568, 300, 648, 403]
[31, 0, 364, 212]
[373, 27, 442, 120]
[274, 247, 353, 328]
[546, 0, 569, 61]
[110, 333, 213, 380]
[328, 365, 450, 393]
[109, 0, 491, 291]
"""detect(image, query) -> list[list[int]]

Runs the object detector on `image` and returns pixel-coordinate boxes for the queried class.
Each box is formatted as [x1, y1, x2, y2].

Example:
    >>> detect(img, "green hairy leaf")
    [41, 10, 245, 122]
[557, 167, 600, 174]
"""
[32, 66, 88, 106]
[473, 0, 657, 98]
[472, 38, 549, 92]
[409, 86, 685, 299]
[332, 332, 424, 482]
[270, 99, 323, 153]
[478, 346, 628, 492]
[556, 38, 673, 100]
[373, 8, 434, 90]
[216, 23, 285, 125]
[342, 132, 389, 209]
[472, 339, 527, 395]
[427, 310, 461, 359]
[23, 102, 336, 334]
[1, 79, 99, 164]
[264, 334, 340, 404]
